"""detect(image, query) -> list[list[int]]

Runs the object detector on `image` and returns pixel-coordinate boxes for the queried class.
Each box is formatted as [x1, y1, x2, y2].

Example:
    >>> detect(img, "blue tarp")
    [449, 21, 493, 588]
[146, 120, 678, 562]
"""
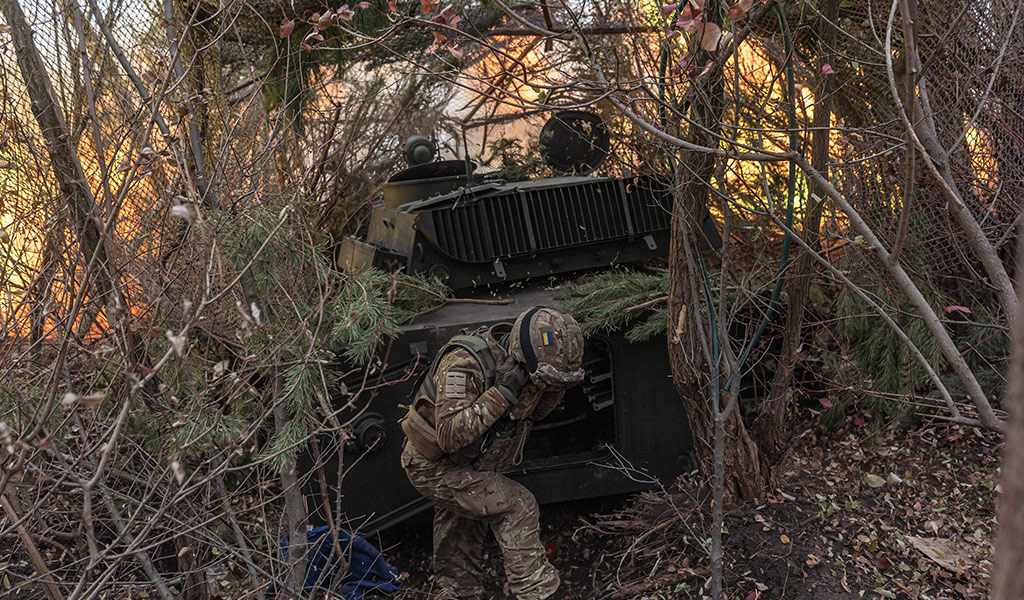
[272, 526, 403, 599]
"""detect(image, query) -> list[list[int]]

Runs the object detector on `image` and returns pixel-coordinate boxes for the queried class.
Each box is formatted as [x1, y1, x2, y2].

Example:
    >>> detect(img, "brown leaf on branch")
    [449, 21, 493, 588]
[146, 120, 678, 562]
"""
[61, 392, 106, 408]
[727, 0, 753, 18]
[279, 18, 295, 37]
[699, 22, 721, 52]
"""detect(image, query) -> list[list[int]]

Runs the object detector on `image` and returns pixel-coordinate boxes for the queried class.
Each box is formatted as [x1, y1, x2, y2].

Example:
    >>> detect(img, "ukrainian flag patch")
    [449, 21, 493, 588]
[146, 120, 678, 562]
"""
[541, 330, 555, 346]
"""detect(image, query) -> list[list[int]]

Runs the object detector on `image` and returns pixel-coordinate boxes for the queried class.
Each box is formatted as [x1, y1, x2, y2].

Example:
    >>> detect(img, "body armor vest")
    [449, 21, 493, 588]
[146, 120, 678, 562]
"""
[399, 332, 507, 463]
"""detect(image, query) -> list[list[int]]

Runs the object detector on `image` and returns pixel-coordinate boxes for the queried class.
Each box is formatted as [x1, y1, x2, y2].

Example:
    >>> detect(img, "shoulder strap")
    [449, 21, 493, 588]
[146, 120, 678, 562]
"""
[518, 307, 543, 373]
[448, 335, 499, 389]
[417, 334, 500, 406]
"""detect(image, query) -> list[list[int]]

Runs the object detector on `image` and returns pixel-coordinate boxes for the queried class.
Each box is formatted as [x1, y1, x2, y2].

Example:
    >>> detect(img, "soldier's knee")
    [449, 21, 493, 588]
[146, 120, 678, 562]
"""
[505, 488, 540, 527]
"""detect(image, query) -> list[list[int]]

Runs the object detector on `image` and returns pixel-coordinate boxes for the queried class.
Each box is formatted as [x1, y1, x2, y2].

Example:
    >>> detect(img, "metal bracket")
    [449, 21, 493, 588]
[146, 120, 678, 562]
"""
[408, 341, 430, 364]
[644, 234, 657, 250]
[493, 258, 507, 279]
[617, 178, 635, 238]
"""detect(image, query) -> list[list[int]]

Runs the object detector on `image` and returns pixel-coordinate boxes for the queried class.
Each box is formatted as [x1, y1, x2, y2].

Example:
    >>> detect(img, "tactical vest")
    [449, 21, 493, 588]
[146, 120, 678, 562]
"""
[400, 333, 503, 462]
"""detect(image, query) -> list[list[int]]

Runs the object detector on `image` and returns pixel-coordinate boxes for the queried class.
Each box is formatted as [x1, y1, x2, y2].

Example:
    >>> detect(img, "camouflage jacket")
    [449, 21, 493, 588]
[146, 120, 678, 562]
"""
[432, 347, 564, 470]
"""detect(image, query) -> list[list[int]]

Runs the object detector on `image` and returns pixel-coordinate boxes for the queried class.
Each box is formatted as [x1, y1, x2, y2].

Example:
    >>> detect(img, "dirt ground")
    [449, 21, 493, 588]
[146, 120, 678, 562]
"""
[381, 414, 1002, 600]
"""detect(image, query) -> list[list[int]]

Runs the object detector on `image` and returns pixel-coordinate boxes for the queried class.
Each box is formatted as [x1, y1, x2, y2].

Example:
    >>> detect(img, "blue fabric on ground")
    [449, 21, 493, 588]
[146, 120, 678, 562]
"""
[272, 526, 403, 598]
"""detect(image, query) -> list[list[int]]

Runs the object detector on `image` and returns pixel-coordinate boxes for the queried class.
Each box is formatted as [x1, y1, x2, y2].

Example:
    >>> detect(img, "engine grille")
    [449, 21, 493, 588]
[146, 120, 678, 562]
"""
[420, 176, 672, 263]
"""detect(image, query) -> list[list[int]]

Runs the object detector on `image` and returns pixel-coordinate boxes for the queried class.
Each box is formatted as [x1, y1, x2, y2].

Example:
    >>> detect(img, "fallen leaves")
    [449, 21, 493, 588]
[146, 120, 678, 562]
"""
[565, 414, 998, 598]
[906, 536, 972, 572]
[865, 473, 886, 488]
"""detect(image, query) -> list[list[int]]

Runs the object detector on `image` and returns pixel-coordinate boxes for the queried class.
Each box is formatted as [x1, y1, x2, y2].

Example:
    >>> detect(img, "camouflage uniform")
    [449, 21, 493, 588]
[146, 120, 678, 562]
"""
[401, 345, 564, 600]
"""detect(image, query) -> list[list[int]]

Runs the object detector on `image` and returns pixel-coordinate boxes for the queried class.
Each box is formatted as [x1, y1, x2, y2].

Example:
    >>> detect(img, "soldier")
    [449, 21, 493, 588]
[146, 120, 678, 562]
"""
[400, 307, 585, 600]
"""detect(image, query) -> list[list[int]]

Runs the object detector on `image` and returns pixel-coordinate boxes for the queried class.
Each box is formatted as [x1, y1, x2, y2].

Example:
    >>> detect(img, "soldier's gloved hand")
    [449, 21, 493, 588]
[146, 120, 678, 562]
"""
[495, 358, 529, 408]
[530, 362, 586, 390]
[509, 390, 543, 421]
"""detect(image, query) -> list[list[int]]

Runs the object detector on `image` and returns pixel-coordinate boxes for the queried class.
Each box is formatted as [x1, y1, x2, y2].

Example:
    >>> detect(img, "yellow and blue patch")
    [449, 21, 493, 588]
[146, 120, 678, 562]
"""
[541, 330, 555, 346]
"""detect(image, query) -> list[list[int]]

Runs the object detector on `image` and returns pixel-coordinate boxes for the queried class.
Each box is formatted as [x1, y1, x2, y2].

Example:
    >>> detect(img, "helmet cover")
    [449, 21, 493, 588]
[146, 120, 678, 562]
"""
[509, 307, 585, 388]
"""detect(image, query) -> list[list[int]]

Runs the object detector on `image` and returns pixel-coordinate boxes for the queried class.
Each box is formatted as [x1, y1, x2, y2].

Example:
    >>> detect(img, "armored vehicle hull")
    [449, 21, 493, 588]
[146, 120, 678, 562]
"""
[315, 124, 720, 532]
[306, 287, 694, 534]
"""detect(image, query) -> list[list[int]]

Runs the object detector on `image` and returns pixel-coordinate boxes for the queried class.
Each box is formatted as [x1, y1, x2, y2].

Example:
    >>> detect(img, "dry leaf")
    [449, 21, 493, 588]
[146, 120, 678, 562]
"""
[865, 473, 886, 488]
[699, 22, 722, 52]
[169, 203, 193, 222]
[166, 330, 186, 356]
[906, 536, 971, 572]
[728, 0, 754, 18]
[61, 392, 105, 408]
[279, 19, 295, 37]
[171, 459, 186, 484]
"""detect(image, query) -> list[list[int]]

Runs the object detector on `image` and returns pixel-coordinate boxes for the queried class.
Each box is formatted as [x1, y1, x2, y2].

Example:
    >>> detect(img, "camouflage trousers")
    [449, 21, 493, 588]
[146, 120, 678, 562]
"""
[402, 443, 559, 600]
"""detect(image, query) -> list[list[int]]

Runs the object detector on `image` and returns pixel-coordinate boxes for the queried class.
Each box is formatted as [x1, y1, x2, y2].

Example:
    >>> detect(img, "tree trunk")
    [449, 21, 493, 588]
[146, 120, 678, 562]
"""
[3, 0, 156, 395]
[666, 0, 767, 503]
[1, 0, 108, 297]
[897, 0, 1017, 318]
[992, 234, 1024, 598]
[753, 0, 839, 466]
[753, 0, 839, 464]
[274, 373, 309, 596]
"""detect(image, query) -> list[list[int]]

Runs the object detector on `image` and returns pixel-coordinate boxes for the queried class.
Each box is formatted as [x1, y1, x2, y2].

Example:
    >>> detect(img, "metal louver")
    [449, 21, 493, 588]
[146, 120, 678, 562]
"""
[419, 176, 672, 263]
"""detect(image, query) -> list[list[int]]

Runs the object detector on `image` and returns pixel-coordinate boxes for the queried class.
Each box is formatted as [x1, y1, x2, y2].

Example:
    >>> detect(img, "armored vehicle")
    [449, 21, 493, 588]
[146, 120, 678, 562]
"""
[310, 112, 721, 534]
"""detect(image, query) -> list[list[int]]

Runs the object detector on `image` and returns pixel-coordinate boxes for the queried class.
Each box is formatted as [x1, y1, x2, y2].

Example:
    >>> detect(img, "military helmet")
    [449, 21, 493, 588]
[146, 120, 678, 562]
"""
[509, 307, 584, 373]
